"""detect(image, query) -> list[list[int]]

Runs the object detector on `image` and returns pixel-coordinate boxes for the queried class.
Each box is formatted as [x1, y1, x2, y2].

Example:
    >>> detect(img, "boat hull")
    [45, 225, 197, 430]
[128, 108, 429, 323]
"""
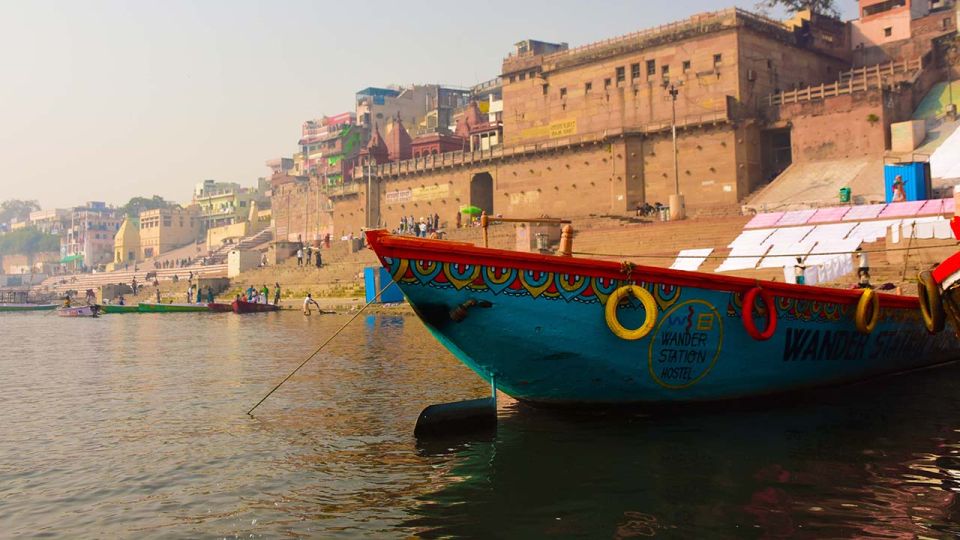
[0, 303, 57, 312]
[367, 230, 960, 405]
[232, 300, 280, 314]
[137, 303, 211, 313]
[207, 303, 234, 313]
[102, 304, 139, 314]
[57, 306, 100, 318]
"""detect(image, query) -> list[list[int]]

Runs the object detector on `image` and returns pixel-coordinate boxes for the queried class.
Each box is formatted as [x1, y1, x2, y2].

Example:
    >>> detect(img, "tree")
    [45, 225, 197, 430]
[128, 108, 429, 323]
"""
[756, 0, 839, 16]
[0, 199, 40, 225]
[120, 195, 173, 218]
[0, 228, 60, 255]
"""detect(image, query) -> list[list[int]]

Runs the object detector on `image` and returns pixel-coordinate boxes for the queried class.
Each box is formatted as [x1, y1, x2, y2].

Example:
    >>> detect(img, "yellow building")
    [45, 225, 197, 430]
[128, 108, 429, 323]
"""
[138, 207, 199, 259]
[113, 217, 141, 265]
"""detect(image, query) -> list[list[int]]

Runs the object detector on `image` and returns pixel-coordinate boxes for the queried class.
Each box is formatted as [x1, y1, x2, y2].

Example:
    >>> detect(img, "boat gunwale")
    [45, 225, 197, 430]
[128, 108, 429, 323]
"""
[366, 229, 919, 310]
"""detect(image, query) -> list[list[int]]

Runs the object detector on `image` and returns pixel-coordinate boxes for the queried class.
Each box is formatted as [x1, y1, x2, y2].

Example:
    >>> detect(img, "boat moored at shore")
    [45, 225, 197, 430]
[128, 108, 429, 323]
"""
[366, 229, 960, 406]
[232, 299, 280, 314]
[137, 303, 211, 313]
[0, 303, 58, 312]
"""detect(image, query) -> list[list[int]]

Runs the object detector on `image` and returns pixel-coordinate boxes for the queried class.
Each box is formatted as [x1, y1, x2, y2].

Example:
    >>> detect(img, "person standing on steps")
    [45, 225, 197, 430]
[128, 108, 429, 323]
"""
[296, 247, 303, 267]
[206, 286, 214, 303]
[315, 248, 322, 269]
[856, 247, 871, 288]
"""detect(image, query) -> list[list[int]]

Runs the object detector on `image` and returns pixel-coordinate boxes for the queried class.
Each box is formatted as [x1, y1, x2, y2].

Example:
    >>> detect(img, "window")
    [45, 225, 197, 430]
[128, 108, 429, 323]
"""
[713, 54, 723, 67]
[604, 78, 612, 89]
[616, 66, 625, 83]
[646, 60, 656, 76]
[682, 60, 691, 73]
[542, 83, 549, 96]
[883, 27, 892, 37]
[944, 18, 952, 30]
[509, 75, 516, 83]
[585, 81, 592, 94]
[631, 63, 641, 80]
[559, 87, 567, 98]
[661, 65, 670, 77]
[519, 72, 526, 81]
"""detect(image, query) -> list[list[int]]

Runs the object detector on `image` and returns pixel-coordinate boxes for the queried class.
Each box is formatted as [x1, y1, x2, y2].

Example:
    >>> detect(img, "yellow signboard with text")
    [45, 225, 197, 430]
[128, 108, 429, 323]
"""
[520, 119, 578, 141]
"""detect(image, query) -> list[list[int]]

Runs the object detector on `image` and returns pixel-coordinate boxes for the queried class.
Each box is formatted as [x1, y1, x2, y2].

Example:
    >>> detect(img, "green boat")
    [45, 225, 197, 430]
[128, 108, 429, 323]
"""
[137, 303, 211, 313]
[0, 303, 58, 312]
[102, 304, 140, 314]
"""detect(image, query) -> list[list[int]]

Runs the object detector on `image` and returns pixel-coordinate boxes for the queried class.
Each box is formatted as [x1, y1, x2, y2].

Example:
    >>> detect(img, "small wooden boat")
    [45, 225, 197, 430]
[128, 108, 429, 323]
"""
[137, 302, 211, 313]
[57, 305, 100, 317]
[232, 299, 280, 314]
[207, 302, 234, 313]
[101, 304, 139, 314]
[0, 303, 58, 312]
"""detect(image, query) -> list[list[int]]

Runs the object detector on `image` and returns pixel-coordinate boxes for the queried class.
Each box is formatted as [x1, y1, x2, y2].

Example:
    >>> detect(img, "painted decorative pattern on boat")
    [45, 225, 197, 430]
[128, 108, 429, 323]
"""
[384, 256, 681, 308]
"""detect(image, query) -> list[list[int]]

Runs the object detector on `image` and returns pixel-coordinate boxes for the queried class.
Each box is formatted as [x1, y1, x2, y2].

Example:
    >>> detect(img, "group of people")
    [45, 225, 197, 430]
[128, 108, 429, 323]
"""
[185, 283, 215, 304]
[635, 202, 667, 218]
[296, 246, 323, 268]
[397, 213, 441, 237]
[154, 258, 196, 270]
[244, 283, 281, 305]
[793, 247, 872, 288]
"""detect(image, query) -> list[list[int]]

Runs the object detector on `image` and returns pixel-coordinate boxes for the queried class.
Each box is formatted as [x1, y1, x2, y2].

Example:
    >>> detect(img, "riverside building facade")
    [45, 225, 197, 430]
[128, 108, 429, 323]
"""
[271, 3, 959, 240]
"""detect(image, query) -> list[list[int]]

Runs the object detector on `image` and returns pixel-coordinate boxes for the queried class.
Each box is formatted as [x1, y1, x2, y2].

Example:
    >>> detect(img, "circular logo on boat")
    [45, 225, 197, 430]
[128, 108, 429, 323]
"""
[648, 300, 723, 389]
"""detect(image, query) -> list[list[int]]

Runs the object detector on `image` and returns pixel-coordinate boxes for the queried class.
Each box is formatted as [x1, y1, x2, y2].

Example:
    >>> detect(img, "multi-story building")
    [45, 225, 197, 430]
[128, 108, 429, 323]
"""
[138, 207, 199, 259]
[296, 113, 366, 186]
[852, 0, 957, 63]
[62, 202, 123, 269]
[28, 209, 71, 235]
[276, 4, 959, 238]
[192, 179, 268, 232]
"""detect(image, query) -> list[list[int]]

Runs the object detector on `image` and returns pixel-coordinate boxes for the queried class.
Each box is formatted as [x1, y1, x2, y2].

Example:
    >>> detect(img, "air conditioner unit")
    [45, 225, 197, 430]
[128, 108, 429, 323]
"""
[747, 69, 757, 82]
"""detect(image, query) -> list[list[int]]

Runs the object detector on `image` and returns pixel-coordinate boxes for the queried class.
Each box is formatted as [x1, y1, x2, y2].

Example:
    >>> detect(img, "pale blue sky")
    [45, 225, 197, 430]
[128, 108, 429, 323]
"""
[0, 0, 858, 209]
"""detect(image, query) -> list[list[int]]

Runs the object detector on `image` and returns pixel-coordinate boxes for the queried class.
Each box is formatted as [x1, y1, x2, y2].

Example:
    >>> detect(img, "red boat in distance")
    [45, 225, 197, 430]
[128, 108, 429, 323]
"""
[208, 303, 233, 313]
[232, 299, 280, 314]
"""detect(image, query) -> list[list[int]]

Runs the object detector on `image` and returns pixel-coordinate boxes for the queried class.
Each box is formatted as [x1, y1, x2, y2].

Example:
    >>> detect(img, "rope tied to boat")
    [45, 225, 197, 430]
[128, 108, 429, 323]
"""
[246, 280, 395, 416]
[620, 261, 636, 281]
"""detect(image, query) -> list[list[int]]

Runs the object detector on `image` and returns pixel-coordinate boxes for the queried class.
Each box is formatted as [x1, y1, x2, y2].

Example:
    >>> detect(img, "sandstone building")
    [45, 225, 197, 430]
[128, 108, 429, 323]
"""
[271, 2, 960, 242]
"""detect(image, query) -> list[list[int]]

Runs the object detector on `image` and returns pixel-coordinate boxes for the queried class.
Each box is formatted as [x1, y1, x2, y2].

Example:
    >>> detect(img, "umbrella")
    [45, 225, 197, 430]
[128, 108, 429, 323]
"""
[460, 205, 483, 215]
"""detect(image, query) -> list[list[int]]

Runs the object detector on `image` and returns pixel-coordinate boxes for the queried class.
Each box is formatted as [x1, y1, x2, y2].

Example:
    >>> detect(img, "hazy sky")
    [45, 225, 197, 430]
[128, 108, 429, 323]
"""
[0, 0, 859, 210]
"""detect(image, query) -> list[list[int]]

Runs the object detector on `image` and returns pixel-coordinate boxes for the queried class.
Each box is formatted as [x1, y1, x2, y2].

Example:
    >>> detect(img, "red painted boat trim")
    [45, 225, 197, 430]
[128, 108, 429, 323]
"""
[231, 300, 280, 314]
[365, 229, 920, 310]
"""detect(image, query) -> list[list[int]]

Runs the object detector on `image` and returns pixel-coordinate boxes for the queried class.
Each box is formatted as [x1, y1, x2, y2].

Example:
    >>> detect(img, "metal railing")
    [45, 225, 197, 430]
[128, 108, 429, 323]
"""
[767, 57, 924, 106]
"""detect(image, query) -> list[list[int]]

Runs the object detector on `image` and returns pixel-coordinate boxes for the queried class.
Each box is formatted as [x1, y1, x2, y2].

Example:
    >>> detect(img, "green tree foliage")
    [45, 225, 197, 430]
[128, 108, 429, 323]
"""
[0, 228, 60, 255]
[0, 199, 41, 225]
[120, 195, 172, 218]
[757, 0, 839, 16]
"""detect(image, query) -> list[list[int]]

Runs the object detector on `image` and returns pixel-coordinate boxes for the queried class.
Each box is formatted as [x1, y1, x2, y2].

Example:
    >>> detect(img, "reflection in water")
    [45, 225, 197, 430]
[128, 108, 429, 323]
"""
[0, 311, 959, 537]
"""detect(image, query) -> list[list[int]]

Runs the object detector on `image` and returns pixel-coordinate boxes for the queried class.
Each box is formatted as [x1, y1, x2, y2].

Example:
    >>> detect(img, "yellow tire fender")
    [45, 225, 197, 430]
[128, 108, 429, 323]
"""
[855, 288, 880, 335]
[605, 285, 658, 341]
[917, 270, 945, 333]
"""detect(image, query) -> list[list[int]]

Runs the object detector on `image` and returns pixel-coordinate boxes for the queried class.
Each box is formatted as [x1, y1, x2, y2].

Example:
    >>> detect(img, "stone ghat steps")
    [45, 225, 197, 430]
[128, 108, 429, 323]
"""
[232, 250, 381, 296]
[40, 264, 227, 295]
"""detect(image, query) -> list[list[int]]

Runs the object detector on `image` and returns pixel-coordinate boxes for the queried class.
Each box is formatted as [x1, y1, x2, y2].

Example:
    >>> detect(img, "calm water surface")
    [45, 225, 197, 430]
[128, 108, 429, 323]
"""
[2, 311, 960, 538]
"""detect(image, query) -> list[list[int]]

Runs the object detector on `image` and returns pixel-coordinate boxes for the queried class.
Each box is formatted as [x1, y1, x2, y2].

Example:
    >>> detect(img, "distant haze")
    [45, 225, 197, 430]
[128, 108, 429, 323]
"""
[0, 0, 858, 209]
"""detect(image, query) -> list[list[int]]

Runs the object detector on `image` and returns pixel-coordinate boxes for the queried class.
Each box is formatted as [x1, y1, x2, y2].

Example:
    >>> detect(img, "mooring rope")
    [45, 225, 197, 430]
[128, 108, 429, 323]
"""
[246, 281, 395, 416]
[572, 242, 960, 260]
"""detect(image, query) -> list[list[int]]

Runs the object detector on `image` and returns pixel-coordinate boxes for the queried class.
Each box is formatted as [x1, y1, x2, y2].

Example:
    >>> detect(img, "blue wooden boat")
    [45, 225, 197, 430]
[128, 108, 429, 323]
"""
[366, 229, 960, 406]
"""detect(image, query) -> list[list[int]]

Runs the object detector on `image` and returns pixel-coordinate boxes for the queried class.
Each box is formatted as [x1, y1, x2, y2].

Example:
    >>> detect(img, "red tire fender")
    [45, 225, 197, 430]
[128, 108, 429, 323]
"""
[742, 287, 777, 341]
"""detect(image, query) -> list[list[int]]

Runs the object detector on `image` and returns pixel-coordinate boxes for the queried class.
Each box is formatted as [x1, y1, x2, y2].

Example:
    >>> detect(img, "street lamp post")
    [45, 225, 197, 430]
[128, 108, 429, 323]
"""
[665, 82, 685, 220]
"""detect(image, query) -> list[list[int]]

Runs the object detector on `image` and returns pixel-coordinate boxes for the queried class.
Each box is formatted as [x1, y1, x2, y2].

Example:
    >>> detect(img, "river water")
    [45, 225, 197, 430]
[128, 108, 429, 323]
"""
[2, 311, 960, 538]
